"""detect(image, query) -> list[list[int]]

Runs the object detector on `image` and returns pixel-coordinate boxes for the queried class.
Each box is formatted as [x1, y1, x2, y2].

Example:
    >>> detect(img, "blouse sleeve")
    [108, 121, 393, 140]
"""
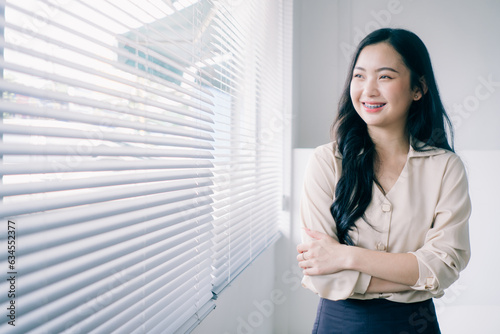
[300, 147, 371, 300]
[410, 154, 471, 294]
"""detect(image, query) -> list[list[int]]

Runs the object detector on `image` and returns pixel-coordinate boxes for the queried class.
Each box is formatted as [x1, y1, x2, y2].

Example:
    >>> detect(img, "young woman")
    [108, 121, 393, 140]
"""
[296, 28, 471, 333]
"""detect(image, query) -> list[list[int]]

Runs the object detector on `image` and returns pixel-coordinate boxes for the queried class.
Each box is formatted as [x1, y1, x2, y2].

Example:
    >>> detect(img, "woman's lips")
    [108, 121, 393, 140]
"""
[362, 102, 386, 113]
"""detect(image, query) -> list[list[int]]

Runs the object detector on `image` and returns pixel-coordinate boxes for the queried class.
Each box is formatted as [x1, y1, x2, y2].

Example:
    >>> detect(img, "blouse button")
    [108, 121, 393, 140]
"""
[382, 203, 392, 212]
[376, 242, 387, 251]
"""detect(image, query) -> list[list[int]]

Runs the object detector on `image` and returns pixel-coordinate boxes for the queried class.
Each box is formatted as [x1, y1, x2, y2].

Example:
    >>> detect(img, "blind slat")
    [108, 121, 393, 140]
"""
[0, 158, 213, 175]
[0, 178, 213, 217]
[17, 199, 214, 256]
[1, 56, 215, 126]
[0, 100, 214, 141]
[13, 188, 214, 235]
[69, 0, 217, 90]
[0, 217, 214, 303]
[0, 18, 215, 109]
[129, 274, 213, 334]
[0, 123, 214, 150]
[21, 257, 214, 334]
[173, 300, 217, 334]
[0, 169, 212, 196]
[12, 212, 214, 280]
[0, 36, 216, 113]
[0, 142, 214, 158]
[2, 3, 216, 101]
[152, 286, 214, 334]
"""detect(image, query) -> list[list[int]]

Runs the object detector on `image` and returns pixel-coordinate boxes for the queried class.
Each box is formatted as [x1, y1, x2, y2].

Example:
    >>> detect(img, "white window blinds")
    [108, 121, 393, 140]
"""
[208, 0, 288, 294]
[0, 0, 291, 333]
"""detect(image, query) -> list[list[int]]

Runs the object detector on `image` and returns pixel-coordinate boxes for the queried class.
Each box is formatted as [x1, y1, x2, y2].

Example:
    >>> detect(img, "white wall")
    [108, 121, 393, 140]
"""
[273, 149, 320, 334]
[284, 0, 500, 333]
[436, 150, 500, 333]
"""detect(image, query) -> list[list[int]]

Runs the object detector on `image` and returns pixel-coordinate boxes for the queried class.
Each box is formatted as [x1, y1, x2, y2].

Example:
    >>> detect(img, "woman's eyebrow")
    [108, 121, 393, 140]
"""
[354, 66, 399, 73]
[377, 67, 399, 73]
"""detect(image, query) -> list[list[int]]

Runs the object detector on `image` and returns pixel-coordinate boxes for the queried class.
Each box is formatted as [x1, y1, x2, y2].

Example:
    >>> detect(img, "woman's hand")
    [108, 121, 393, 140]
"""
[296, 228, 351, 276]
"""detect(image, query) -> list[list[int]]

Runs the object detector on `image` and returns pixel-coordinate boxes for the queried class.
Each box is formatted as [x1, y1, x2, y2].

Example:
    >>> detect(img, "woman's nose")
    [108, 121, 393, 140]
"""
[363, 79, 379, 97]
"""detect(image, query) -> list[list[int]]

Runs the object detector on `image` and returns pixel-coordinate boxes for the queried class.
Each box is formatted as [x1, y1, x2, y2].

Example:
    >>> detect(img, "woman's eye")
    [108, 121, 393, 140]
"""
[353, 74, 362, 78]
[380, 75, 391, 79]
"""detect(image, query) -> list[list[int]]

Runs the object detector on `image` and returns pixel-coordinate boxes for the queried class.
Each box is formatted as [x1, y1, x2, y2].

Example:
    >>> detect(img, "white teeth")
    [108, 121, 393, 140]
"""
[363, 103, 385, 109]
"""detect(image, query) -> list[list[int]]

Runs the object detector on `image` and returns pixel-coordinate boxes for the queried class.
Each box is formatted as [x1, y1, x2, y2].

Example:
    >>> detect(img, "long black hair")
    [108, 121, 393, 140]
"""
[331, 28, 454, 245]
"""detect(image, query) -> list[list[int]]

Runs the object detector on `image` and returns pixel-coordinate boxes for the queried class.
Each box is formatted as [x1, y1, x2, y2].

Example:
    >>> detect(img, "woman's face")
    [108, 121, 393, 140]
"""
[350, 42, 420, 133]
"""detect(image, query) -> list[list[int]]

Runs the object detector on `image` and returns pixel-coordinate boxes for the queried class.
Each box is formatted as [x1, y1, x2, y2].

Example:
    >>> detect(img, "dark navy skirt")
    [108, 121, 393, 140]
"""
[312, 298, 441, 334]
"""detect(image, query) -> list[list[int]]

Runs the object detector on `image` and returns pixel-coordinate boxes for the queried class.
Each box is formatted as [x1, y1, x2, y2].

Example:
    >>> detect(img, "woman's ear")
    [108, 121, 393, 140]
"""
[420, 76, 428, 94]
[413, 76, 428, 101]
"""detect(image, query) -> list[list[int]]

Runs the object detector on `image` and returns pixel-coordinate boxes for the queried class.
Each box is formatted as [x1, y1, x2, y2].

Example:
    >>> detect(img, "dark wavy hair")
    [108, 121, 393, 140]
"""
[331, 28, 454, 245]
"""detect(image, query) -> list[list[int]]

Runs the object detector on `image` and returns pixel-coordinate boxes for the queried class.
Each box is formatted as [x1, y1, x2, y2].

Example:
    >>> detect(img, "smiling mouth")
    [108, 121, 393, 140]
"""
[362, 102, 386, 109]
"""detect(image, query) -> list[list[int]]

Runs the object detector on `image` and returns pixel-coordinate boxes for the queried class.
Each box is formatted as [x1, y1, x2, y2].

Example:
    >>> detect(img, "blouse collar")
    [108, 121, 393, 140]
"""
[333, 137, 448, 159]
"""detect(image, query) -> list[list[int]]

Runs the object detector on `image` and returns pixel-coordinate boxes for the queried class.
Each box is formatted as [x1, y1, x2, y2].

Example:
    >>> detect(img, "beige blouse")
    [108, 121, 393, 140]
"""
[300, 140, 471, 303]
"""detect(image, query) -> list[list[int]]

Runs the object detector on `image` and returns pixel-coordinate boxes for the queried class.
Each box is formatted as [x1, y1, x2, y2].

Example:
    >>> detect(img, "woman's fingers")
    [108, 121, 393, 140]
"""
[296, 252, 304, 262]
[296, 229, 348, 276]
[296, 242, 308, 254]
[297, 250, 310, 261]
[296, 243, 310, 266]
